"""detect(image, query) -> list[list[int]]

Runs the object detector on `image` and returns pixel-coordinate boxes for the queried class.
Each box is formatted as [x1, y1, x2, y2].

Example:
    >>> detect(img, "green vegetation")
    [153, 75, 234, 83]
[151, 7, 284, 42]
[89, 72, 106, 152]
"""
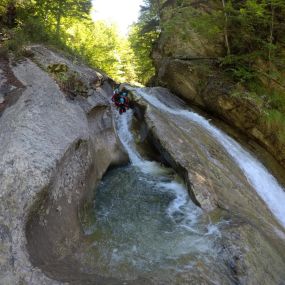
[133, 0, 285, 142]
[63, 20, 137, 82]
[0, 0, 161, 84]
[0, 0, 284, 125]
[128, 0, 160, 84]
[128, 25, 158, 84]
[144, 0, 285, 84]
[0, 0, 138, 83]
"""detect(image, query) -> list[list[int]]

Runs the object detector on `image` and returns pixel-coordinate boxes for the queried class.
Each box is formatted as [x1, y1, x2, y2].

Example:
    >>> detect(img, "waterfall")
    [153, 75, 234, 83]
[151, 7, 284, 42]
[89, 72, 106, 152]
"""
[81, 99, 242, 283]
[136, 88, 285, 228]
[116, 110, 170, 175]
[116, 110, 142, 165]
[114, 109, 219, 234]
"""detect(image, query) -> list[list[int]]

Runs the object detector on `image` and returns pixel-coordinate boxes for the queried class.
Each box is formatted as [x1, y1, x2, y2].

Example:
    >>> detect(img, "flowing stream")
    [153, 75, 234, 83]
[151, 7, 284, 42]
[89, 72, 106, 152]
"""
[81, 109, 233, 284]
[136, 88, 285, 229]
[80, 88, 285, 284]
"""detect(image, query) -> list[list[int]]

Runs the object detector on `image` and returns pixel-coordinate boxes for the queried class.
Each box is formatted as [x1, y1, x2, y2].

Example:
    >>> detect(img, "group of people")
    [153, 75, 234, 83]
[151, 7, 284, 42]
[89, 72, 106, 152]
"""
[112, 84, 132, 115]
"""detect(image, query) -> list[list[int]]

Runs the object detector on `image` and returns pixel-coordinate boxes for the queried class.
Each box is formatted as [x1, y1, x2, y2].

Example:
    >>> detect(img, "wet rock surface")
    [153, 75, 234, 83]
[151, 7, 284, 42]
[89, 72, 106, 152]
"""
[220, 221, 285, 285]
[130, 87, 285, 284]
[1, 44, 285, 285]
[0, 47, 126, 284]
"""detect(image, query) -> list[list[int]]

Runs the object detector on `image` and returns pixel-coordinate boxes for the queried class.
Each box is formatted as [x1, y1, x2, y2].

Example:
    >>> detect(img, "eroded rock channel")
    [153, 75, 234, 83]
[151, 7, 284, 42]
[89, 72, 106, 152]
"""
[69, 91, 285, 284]
[1, 46, 285, 284]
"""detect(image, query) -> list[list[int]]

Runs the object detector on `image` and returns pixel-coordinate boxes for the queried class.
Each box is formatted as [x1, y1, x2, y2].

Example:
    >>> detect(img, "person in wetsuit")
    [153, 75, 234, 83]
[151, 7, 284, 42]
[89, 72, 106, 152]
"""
[112, 85, 130, 115]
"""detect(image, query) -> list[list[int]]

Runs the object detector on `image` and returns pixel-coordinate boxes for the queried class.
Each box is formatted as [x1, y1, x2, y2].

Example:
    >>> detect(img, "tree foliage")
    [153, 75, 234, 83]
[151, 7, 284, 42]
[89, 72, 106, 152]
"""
[128, 24, 158, 84]
[130, 0, 285, 140]
[0, 0, 138, 82]
[127, 0, 161, 84]
[34, 0, 92, 35]
[64, 20, 137, 82]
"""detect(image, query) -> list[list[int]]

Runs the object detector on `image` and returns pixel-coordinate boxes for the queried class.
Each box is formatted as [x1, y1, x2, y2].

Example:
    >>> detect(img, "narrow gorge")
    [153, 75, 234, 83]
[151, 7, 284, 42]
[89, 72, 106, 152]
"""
[0, 45, 285, 285]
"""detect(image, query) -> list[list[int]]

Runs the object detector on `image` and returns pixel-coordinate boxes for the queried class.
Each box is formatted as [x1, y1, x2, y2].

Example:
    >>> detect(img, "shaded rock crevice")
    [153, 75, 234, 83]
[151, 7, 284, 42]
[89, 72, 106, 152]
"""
[0, 56, 25, 116]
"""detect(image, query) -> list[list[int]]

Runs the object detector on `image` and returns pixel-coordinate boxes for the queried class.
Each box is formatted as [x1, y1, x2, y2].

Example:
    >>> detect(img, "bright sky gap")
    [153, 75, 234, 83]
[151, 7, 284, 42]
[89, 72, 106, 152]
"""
[91, 0, 144, 35]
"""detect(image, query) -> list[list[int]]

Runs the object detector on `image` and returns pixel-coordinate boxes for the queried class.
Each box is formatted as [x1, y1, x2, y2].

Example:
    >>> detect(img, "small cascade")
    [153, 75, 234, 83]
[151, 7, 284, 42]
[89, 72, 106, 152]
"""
[115, 109, 206, 231]
[136, 88, 285, 228]
[115, 110, 171, 175]
[81, 109, 229, 283]
[115, 110, 142, 165]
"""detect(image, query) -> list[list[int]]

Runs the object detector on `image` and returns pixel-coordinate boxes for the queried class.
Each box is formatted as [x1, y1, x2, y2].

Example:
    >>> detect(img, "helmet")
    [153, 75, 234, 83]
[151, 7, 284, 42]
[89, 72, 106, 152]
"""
[119, 97, 125, 103]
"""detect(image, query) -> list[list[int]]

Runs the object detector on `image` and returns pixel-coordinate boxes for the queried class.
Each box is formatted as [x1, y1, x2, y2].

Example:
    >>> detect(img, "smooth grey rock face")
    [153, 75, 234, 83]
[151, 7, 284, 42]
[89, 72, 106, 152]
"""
[26, 45, 108, 89]
[0, 47, 126, 284]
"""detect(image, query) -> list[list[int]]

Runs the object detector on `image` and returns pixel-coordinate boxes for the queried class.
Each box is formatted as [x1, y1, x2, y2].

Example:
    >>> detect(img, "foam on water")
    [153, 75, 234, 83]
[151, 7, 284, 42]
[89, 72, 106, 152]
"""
[80, 107, 235, 283]
[136, 88, 285, 228]
[115, 108, 218, 233]
[86, 165, 223, 281]
[116, 110, 173, 175]
[158, 181, 202, 230]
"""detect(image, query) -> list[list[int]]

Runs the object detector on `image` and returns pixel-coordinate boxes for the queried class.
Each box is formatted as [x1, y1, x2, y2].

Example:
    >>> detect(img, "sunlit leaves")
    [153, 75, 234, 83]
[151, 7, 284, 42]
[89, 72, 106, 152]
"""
[128, 24, 158, 84]
[63, 19, 138, 82]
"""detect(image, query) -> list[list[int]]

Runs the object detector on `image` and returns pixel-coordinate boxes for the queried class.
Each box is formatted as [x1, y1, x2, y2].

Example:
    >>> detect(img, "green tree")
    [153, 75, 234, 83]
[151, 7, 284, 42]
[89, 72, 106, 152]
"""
[128, 24, 158, 84]
[63, 19, 137, 82]
[34, 0, 92, 36]
[127, 0, 162, 84]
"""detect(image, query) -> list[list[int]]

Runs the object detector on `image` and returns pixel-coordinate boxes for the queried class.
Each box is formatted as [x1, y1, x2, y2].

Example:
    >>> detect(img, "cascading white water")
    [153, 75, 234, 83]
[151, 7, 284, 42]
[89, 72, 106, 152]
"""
[115, 109, 218, 233]
[116, 110, 171, 175]
[116, 111, 142, 165]
[136, 88, 285, 228]
[81, 109, 229, 283]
